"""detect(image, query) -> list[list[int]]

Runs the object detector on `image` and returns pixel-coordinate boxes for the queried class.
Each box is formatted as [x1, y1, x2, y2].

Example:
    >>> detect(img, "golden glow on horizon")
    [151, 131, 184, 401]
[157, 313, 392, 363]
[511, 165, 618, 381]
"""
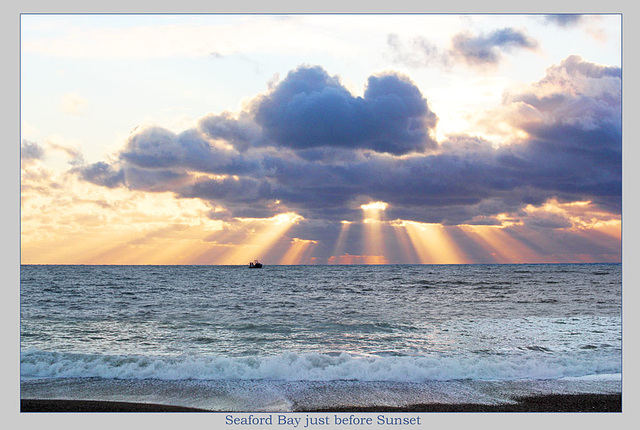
[20, 156, 621, 265]
[328, 254, 388, 265]
[20, 161, 303, 264]
[20, 165, 227, 264]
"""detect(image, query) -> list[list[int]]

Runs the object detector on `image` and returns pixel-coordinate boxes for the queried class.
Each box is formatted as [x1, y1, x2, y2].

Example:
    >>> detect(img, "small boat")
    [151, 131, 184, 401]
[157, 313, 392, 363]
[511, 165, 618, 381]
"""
[248, 260, 263, 268]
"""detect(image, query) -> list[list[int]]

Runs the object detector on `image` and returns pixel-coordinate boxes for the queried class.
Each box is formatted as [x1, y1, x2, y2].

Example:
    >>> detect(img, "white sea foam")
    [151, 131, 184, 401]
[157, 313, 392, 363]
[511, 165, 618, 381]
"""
[20, 350, 621, 383]
[559, 373, 621, 381]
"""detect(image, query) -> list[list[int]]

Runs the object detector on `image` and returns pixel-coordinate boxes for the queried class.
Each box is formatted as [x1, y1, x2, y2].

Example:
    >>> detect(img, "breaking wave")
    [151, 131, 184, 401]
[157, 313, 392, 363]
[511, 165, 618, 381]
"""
[20, 350, 621, 383]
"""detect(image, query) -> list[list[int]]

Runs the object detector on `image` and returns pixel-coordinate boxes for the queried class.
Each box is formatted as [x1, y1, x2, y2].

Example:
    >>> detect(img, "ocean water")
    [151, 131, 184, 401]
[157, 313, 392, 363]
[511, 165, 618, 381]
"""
[20, 264, 622, 411]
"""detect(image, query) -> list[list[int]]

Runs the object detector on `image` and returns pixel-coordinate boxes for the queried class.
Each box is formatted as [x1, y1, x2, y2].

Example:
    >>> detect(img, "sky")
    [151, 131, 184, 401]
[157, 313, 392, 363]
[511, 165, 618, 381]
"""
[19, 13, 622, 265]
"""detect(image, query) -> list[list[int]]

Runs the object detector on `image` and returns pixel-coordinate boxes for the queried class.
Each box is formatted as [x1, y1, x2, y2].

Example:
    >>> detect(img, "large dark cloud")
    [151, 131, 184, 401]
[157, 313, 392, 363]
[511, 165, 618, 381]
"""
[254, 57, 620, 222]
[75, 57, 620, 226]
[250, 65, 438, 155]
[257, 136, 542, 224]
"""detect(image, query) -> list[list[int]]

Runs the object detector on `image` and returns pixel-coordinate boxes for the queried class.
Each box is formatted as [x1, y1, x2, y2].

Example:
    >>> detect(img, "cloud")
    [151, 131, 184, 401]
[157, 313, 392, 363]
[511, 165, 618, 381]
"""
[121, 166, 190, 193]
[493, 56, 621, 210]
[250, 65, 438, 155]
[386, 33, 446, 68]
[388, 27, 538, 69]
[21, 140, 44, 161]
[75, 162, 125, 188]
[181, 176, 270, 205]
[75, 57, 620, 228]
[542, 14, 583, 27]
[21, 140, 45, 170]
[451, 28, 538, 65]
[60, 92, 88, 116]
[119, 126, 262, 175]
[47, 142, 85, 166]
[539, 15, 611, 43]
[534, 54, 621, 88]
[198, 111, 264, 152]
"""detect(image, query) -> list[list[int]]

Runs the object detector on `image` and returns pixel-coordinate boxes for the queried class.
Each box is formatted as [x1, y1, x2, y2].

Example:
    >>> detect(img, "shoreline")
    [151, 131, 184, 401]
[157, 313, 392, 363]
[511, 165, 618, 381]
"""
[21, 393, 621, 413]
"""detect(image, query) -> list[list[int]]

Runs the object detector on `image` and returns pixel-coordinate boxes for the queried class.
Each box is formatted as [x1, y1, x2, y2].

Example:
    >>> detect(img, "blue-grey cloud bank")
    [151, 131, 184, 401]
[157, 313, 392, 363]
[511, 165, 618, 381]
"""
[75, 56, 621, 225]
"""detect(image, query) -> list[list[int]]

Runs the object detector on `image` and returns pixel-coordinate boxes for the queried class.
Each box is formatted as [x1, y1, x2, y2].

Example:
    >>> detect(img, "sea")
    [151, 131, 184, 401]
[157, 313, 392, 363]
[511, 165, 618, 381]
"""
[20, 264, 622, 412]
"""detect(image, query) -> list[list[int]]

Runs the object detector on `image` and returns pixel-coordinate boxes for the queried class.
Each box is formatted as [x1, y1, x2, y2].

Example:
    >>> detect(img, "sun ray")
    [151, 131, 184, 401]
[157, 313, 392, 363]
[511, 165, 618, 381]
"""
[568, 224, 622, 260]
[574, 220, 621, 241]
[329, 221, 352, 264]
[401, 221, 468, 264]
[22, 228, 152, 265]
[279, 238, 318, 265]
[361, 201, 388, 263]
[391, 221, 420, 264]
[460, 225, 542, 263]
[217, 212, 303, 265]
[61, 224, 222, 265]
